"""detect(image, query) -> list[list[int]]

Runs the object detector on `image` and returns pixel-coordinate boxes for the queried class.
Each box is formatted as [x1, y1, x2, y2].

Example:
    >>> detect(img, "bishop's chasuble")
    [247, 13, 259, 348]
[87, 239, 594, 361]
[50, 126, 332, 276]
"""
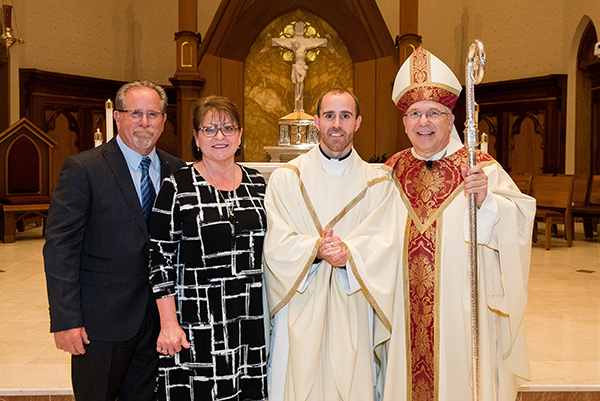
[264, 147, 407, 401]
[383, 138, 536, 401]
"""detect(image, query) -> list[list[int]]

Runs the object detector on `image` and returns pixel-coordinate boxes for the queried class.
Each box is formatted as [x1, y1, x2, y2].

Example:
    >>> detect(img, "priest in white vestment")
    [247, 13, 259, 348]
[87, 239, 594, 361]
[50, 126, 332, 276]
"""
[382, 46, 536, 401]
[264, 89, 408, 401]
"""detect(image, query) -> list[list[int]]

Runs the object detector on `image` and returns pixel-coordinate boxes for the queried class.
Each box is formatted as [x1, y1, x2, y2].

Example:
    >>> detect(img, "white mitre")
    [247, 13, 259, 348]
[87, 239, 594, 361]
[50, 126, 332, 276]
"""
[392, 46, 462, 114]
[392, 46, 464, 143]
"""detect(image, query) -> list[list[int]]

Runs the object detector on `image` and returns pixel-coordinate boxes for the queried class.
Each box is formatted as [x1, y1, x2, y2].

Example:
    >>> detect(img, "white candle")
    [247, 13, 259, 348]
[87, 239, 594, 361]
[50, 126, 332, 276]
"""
[105, 99, 114, 142]
[94, 129, 103, 147]
[480, 132, 488, 153]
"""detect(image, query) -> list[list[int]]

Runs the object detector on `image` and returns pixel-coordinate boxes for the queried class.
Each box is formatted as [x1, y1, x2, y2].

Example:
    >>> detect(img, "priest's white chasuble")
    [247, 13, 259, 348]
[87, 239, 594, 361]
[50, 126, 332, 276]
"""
[264, 147, 407, 401]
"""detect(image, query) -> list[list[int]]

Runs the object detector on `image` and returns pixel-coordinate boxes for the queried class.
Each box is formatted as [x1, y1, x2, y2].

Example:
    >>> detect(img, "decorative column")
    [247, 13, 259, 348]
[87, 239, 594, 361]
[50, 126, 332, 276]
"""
[396, 0, 421, 151]
[170, 0, 204, 161]
[397, 0, 421, 62]
[0, 38, 8, 132]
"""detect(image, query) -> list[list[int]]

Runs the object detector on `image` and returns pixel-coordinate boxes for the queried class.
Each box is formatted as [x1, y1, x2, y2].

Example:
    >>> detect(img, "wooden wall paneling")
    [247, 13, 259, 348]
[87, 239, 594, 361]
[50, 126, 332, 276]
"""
[375, 56, 401, 160]
[220, 58, 244, 117]
[45, 108, 80, 190]
[592, 87, 600, 174]
[79, 107, 97, 151]
[478, 116, 497, 160]
[157, 114, 179, 160]
[543, 98, 564, 174]
[198, 54, 222, 97]
[19, 69, 181, 190]
[453, 75, 567, 174]
[220, 58, 245, 161]
[509, 112, 545, 174]
[354, 59, 376, 160]
[588, 60, 600, 175]
[0, 45, 9, 133]
[92, 109, 106, 133]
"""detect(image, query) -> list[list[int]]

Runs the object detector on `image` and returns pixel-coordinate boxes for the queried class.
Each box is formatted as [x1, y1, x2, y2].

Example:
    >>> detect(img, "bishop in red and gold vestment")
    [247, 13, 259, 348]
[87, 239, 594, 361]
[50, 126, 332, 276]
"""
[382, 47, 536, 401]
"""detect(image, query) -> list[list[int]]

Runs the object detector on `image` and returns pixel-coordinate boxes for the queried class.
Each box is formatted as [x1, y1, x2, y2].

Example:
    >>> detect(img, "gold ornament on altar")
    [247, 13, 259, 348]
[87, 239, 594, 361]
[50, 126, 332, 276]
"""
[278, 110, 319, 147]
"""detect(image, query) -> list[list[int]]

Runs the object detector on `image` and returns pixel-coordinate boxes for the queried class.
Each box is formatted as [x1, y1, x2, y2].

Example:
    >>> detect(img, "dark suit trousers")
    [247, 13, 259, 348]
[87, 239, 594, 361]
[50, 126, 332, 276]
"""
[71, 303, 158, 401]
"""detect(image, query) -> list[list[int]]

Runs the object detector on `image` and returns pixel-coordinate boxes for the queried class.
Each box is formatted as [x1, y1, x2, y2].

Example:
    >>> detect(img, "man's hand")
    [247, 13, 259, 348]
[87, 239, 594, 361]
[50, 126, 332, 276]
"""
[317, 228, 348, 267]
[462, 165, 488, 207]
[156, 322, 190, 356]
[54, 327, 90, 355]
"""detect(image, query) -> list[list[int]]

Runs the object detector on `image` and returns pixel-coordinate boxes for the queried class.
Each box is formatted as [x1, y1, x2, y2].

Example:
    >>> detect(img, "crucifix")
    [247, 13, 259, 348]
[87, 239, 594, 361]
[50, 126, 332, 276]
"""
[272, 21, 327, 111]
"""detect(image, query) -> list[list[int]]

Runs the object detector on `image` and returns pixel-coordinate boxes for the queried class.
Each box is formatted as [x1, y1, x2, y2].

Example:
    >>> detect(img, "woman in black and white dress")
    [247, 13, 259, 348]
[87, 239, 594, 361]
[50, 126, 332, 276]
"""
[149, 96, 268, 401]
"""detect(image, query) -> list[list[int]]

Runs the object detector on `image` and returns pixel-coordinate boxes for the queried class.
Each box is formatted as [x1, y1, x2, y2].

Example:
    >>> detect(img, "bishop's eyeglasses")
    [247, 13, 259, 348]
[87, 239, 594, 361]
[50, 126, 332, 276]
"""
[198, 124, 240, 137]
[404, 109, 450, 121]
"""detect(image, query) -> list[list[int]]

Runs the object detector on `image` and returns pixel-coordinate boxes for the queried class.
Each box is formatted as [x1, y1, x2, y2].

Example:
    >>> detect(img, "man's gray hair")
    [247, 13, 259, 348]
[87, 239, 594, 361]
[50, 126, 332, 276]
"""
[115, 80, 168, 113]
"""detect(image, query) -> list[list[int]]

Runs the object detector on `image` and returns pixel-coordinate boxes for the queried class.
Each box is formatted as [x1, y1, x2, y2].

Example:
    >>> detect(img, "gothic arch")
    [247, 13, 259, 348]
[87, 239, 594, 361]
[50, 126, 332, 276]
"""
[508, 112, 545, 174]
[45, 108, 81, 149]
[570, 17, 600, 174]
[199, 0, 396, 64]
[577, 20, 600, 174]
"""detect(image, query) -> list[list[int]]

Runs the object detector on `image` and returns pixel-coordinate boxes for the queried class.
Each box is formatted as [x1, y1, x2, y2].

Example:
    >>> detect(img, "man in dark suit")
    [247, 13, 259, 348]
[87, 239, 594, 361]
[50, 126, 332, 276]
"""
[43, 80, 187, 401]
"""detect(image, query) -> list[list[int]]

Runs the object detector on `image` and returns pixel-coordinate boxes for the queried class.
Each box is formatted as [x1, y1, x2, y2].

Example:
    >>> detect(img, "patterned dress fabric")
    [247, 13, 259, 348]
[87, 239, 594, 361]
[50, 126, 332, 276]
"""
[149, 164, 268, 401]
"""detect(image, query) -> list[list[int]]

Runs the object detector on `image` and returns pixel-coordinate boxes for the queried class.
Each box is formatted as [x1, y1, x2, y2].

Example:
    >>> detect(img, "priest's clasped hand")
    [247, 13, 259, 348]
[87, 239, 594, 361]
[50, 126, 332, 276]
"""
[317, 228, 348, 267]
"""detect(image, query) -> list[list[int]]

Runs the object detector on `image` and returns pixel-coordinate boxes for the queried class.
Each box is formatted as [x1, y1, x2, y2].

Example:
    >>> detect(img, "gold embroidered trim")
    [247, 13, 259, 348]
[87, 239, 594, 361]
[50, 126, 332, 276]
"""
[346, 243, 391, 332]
[269, 238, 321, 319]
[433, 218, 442, 401]
[325, 175, 391, 230]
[281, 164, 323, 235]
[275, 165, 394, 338]
[403, 220, 413, 401]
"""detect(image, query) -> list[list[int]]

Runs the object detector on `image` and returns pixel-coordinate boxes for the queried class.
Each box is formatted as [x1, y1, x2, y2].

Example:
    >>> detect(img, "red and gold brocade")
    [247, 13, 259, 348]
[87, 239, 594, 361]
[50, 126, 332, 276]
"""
[385, 147, 494, 401]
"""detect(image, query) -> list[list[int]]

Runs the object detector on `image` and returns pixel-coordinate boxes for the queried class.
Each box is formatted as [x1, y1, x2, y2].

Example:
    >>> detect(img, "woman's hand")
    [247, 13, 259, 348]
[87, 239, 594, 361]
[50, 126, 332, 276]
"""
[155, 295, 190, 356]
[156, 321, 190, 356]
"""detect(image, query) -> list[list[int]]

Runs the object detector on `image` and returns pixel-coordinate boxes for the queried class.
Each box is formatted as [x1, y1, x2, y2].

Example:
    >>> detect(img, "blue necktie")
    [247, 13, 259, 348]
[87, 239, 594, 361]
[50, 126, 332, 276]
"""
[139, 156, 156, 226]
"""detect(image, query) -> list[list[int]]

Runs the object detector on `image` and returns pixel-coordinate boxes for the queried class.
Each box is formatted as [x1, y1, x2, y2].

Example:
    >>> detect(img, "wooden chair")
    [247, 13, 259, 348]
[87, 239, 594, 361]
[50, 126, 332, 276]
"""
[509, 173, 533, 195]
[565, 174, 590, 239]
[572, 175, 600, 238]
[0, 118, 56, 243]
[531, 174, 574, 250]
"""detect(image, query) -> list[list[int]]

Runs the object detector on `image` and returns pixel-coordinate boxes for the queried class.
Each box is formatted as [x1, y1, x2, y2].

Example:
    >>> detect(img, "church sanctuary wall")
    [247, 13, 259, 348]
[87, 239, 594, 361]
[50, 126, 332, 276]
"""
[5, 0, 177, 124]
[6, 0, 600, 170]
[417, 0, 600, 174]
[194, 0, 599, 171]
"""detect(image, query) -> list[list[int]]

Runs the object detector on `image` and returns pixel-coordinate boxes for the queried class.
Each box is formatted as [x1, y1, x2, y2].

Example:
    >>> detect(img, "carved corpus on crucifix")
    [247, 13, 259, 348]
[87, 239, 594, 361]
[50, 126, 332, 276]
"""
[272, 21, 327, 112]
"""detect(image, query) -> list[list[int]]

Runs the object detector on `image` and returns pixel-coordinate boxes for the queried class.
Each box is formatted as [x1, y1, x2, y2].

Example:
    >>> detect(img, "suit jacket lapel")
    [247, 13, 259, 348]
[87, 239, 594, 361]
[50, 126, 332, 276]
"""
[157, 149, 176, 181]
[102, 139, 148, 236]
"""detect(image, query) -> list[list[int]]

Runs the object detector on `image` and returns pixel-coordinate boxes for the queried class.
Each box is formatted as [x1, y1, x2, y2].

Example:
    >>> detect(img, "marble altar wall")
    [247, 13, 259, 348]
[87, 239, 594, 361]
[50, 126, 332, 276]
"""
[244, 10, 353, 162]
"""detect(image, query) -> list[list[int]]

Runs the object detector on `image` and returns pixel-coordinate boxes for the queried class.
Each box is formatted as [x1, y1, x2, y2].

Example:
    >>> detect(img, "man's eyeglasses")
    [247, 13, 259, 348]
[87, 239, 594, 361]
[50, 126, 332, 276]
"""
[404, 109, 450, 121]
[198, 124, 240, 137]
[118, 110, 164, 121]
